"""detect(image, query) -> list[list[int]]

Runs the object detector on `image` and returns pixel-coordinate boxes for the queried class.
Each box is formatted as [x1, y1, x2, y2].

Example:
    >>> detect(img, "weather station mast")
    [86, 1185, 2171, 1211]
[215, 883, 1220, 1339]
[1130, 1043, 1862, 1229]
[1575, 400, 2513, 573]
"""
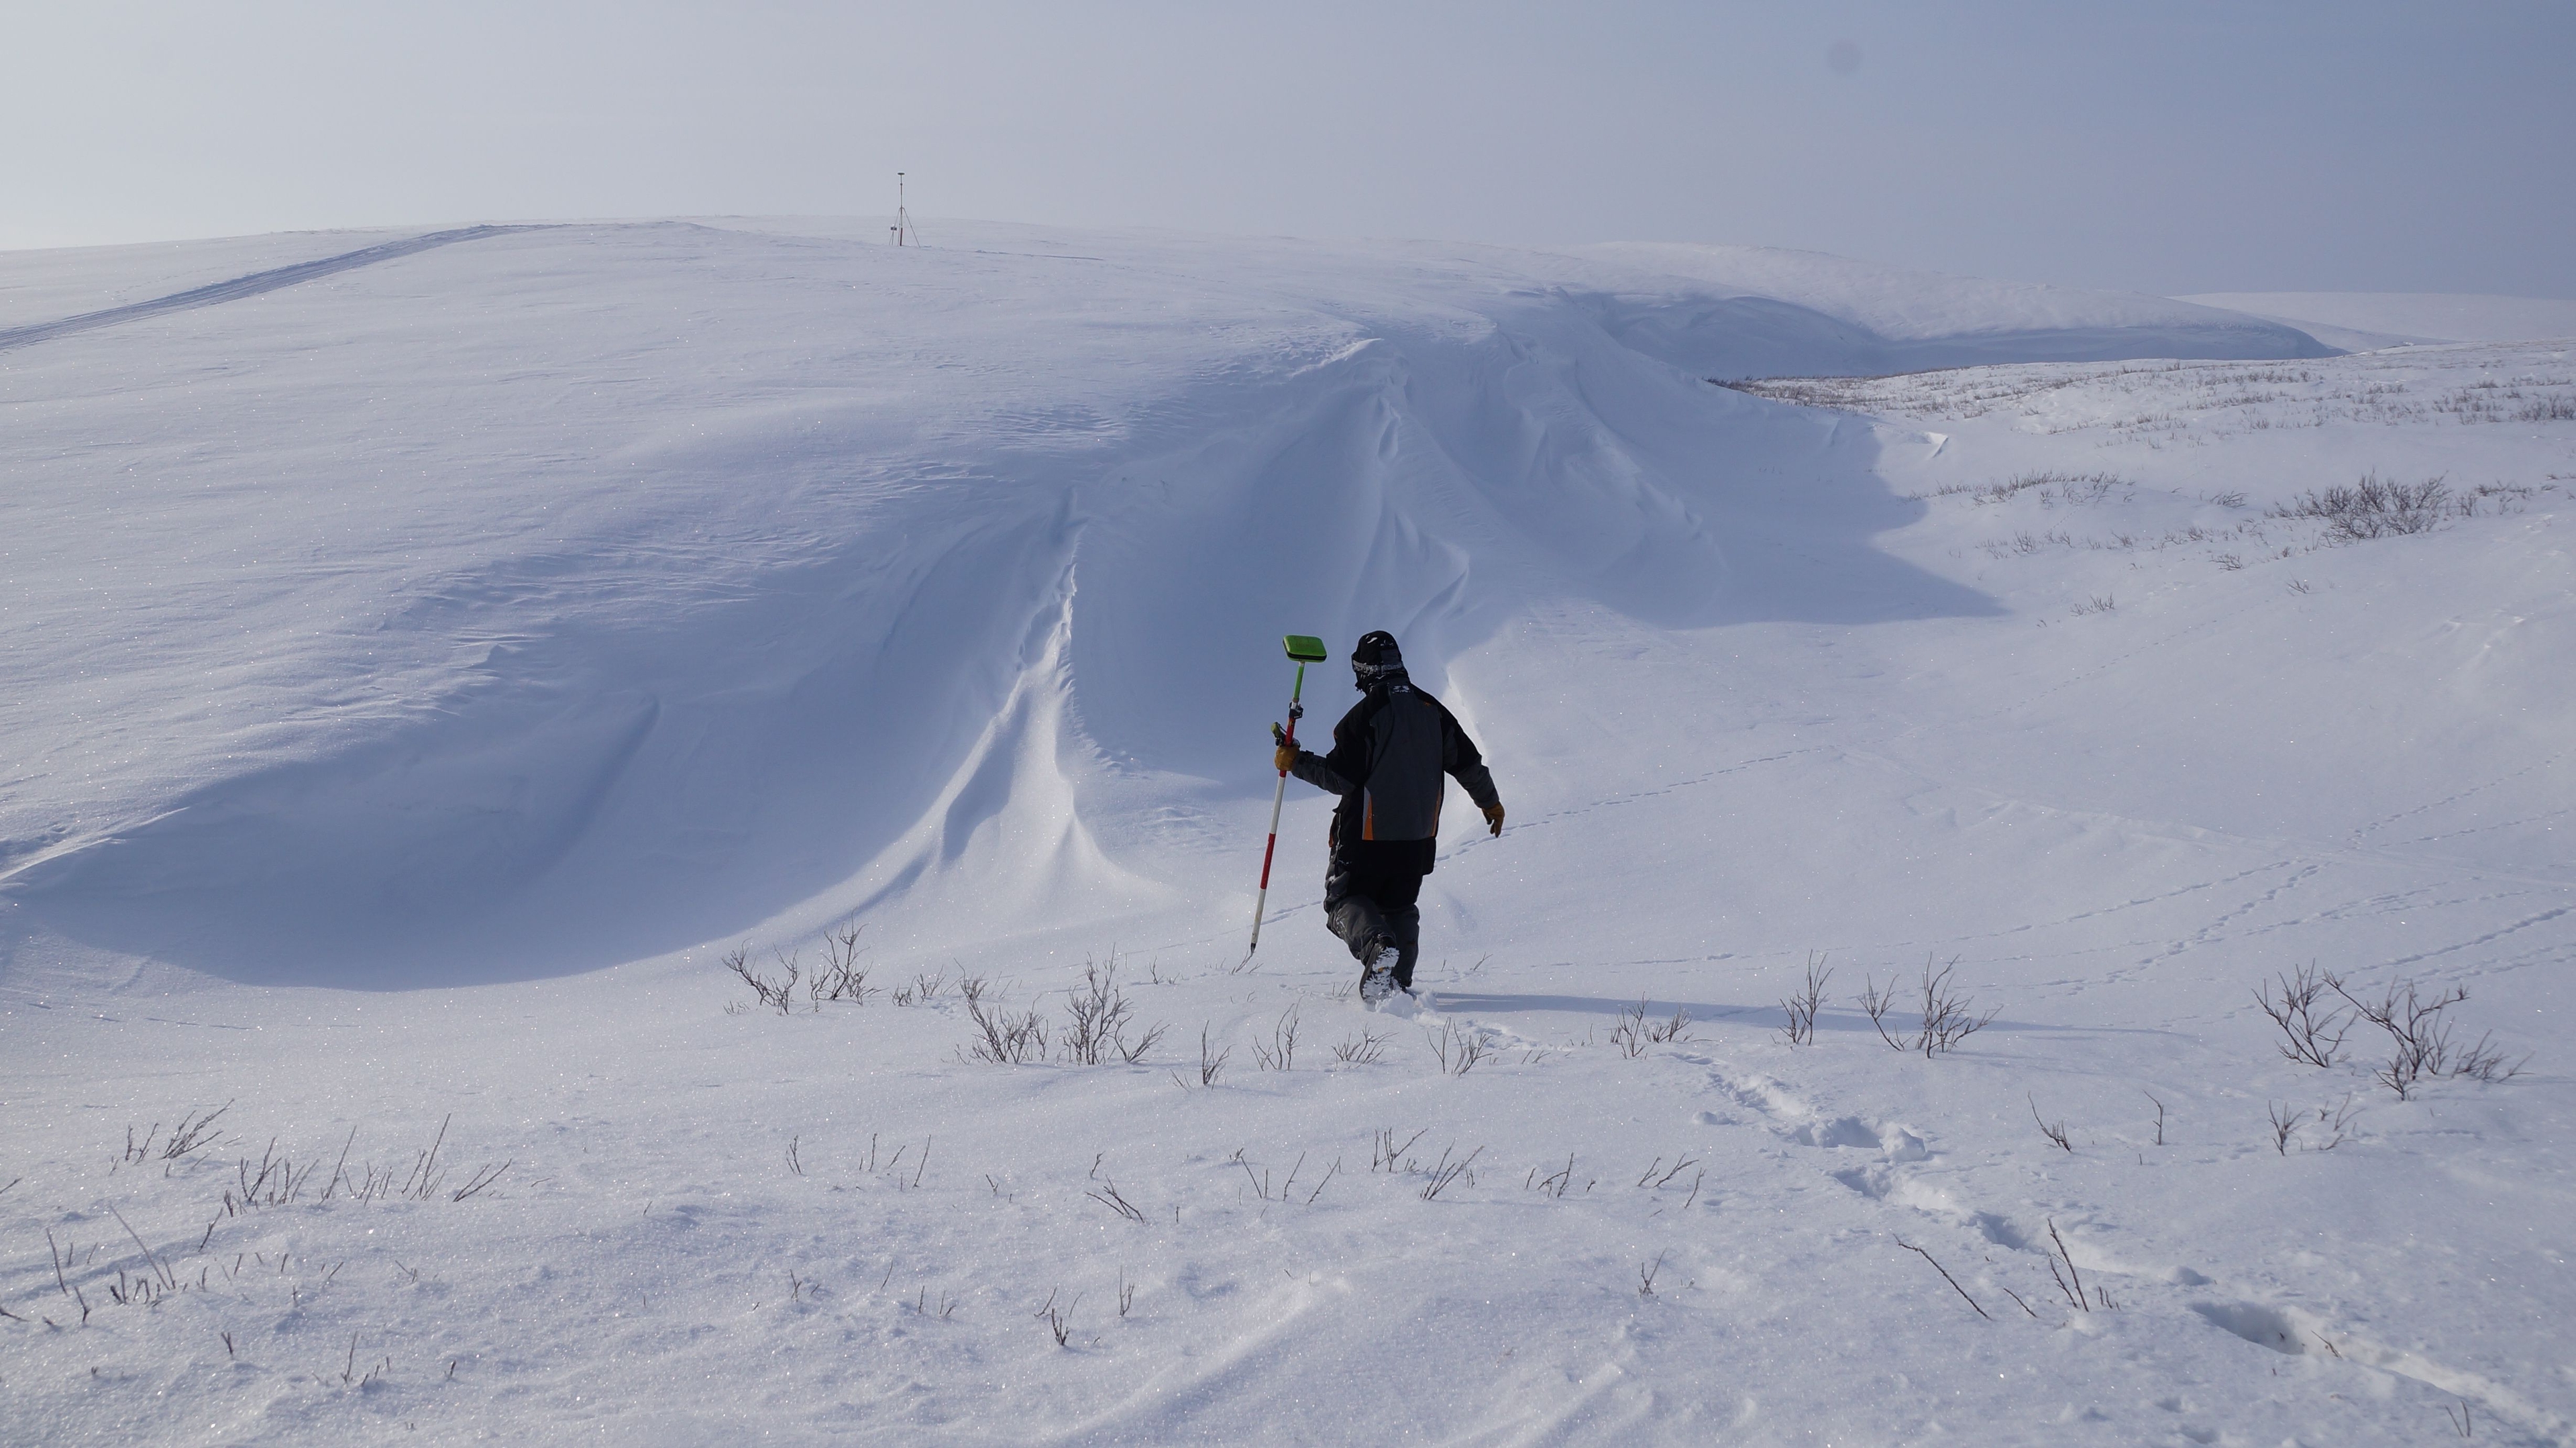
[890, 172, 915, 246]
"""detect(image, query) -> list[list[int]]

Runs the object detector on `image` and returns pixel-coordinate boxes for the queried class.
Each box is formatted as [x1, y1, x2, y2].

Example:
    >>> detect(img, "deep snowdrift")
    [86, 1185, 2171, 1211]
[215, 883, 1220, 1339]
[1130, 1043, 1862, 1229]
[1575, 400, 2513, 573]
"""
[0, 221, 2322, 986]
[3, 223, 2570, 1447]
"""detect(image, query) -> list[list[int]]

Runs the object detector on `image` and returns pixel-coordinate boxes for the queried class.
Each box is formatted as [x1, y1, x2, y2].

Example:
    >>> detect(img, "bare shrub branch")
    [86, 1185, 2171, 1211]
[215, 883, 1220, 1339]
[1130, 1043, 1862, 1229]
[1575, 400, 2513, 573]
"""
[1417, 1144, 1483, 1201]
[2451, 1033, 2526, 1084]
[1330, 1028, 1391, 1066]
[1237, 1151, 1318, 1204]
[1857, 976, 1905, 1050]
[1862, 958, 1994, 1055]
[1295, 1157, 1336, 1206]
[1638, 1250, 1668, 1299]
[1426, 1021, 1491, 1076]
[1608, 1002, 1650, 1058]
[1371, 1129, 1426, 1174]
[1895, 1237, 1990, 1320]
[810, 923, 873, 1005]
[2328, 972, 2526, 1099]
[1527, 1153, 1578, 1198]
[2269, 472, 2451, 541]
[449, 1159, 511, 1202]
[1780, 953, 1831, 1046]
[2267, 1100, 2304, 1155]
[1193, 1025, 1231, 1086]
[1915, 956, 1997, 1055]
[963, 992, 1049, 1065]
[2029, 1095, 2072, 1152]
[723, 945, 798, 1014]
[2045, 1219, 2089, 1312]
[1059, 960, 1165, 1066]
[162, 1102, 233, 1163]
[2255, 962, 2349, 1068]
[2316, 1092, 2359, 1151]
[1634, 1155, 1699, 1190]
[1033, 1288, 1079, 1347]
[1085, 1180, 1146, 1224]
[107, 1205, 176, 1293]
[1248, 1006, 1300, 1072]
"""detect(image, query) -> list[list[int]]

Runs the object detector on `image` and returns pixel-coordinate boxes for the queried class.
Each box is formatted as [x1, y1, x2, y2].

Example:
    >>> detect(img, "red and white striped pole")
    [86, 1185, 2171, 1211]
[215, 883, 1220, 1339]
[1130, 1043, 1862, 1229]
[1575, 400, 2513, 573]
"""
[1247, 658, 1312, 956]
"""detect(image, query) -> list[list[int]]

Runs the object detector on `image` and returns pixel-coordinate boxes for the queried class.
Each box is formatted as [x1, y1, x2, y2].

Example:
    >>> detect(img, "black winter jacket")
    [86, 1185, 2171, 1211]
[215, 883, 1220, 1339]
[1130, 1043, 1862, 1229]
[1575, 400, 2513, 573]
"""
[1288, 675, 1499, 875]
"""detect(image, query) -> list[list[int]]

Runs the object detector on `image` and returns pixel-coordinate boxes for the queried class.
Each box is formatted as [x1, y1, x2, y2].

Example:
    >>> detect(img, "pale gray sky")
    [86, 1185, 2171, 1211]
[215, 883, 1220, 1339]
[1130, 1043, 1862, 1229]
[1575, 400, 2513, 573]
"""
[5, 1, 2569, 297]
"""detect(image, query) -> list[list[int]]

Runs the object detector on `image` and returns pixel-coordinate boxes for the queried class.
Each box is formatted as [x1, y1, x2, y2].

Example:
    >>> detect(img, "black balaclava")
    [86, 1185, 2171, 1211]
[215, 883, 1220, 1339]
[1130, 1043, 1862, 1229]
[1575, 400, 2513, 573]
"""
[1352, 630, 1407, 690]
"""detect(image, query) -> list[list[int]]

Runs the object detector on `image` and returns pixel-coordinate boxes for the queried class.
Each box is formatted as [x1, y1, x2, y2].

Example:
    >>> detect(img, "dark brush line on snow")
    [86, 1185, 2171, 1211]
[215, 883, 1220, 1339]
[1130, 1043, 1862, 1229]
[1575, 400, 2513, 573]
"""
[0, 225, 543, 353]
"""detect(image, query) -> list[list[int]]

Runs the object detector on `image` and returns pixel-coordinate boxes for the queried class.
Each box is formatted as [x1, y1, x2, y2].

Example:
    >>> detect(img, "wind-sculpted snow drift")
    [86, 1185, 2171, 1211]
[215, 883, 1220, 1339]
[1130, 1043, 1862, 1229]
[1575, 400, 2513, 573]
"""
[0, 221, 2322, 986]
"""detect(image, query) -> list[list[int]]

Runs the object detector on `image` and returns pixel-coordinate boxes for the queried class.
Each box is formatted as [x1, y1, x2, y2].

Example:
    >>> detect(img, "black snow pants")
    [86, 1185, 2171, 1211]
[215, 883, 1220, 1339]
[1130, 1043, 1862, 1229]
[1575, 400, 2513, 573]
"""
[1324, 856, 1424, 991]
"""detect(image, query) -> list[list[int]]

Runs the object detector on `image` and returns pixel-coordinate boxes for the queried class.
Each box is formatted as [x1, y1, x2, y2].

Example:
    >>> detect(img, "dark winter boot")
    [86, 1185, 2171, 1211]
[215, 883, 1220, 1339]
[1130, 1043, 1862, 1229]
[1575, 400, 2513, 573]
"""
[1358, 933, 1398, 1004]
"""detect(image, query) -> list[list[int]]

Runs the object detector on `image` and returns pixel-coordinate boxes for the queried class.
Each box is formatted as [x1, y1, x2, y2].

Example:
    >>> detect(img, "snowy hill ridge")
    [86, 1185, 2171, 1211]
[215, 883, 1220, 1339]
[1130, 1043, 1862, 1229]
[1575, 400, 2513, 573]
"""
[0, 221, 2325, 985]
[2180, 290, 2576, 347]
[1578, 240, 2334, 376]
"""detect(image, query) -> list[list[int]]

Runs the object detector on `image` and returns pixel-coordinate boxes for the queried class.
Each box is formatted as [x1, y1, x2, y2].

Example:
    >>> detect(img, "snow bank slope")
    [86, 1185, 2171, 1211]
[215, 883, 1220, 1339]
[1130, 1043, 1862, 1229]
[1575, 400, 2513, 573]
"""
[1582, 242, 2335, 376]
[2182, 291, 2576, 345]
[0, 222, 2316, 986]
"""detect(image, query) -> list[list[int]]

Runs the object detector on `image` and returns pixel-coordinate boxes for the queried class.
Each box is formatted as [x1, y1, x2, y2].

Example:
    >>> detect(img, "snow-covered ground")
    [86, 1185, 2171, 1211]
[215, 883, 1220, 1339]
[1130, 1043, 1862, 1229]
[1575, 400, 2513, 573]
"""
[2, 221, 2569, 1445]
[2178, 292, 2576, 350]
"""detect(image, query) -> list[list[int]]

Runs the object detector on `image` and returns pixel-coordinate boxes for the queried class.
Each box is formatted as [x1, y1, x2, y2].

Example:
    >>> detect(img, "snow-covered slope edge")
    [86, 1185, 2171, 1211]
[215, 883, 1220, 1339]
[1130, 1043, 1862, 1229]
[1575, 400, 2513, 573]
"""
[1579, 241, 2335, 376]
[0, 221, 2310, 987]
[2181, 291, 2576, 346]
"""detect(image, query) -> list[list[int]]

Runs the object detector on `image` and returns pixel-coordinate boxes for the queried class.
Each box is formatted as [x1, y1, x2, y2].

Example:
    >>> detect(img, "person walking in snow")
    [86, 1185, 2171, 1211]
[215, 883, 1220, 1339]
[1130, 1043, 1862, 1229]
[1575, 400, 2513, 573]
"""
[1273, 631, 1503, 1002]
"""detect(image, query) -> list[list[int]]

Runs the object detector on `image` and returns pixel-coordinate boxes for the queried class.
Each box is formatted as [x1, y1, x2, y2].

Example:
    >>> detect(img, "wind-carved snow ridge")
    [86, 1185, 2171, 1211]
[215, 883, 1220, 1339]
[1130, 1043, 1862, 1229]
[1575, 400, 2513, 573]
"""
[0, 225, 540, 352]
[1573, 241, 2337, 378]
[0, 219, 2180, 984]
[3, 221, 2571, 1447]
[828, 550, 1175, 943]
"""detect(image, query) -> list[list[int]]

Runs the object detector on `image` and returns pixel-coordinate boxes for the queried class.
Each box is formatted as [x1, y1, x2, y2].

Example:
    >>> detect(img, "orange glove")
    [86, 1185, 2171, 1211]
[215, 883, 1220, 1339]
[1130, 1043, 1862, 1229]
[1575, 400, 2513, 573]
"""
[1482, 803, 1505, 837]
[1272, 722, 1297, 774]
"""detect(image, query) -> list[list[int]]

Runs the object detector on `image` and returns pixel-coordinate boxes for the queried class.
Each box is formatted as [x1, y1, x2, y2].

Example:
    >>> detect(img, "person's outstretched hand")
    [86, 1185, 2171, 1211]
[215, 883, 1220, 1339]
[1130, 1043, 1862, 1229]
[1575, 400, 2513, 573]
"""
[1482, 803, 1505, 837]
[1272, 724, 1297, 774]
